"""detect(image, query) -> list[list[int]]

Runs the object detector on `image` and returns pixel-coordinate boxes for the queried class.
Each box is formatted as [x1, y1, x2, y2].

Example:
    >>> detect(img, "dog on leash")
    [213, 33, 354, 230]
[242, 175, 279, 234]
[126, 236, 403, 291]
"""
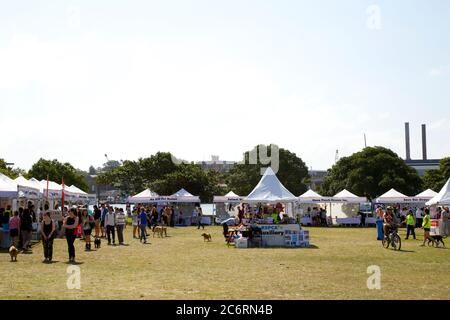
[94, 237, 101, 249]
[9, 246, 18, 262]
[153, 226, 167, 238]
[427, 235, 446, 248]
[201, 233, 212, 242]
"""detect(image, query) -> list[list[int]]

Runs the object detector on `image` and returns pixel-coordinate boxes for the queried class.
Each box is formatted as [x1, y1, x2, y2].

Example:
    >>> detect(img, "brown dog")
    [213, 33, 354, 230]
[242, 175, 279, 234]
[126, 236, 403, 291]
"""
[9, 246, 18, 262]
[153, 226, 167, 238]
[201, 233, 212, 242]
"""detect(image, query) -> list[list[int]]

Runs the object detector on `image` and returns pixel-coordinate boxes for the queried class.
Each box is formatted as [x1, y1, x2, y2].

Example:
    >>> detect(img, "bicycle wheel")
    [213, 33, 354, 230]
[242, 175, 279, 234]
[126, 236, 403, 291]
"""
[392, 234, 401, 251]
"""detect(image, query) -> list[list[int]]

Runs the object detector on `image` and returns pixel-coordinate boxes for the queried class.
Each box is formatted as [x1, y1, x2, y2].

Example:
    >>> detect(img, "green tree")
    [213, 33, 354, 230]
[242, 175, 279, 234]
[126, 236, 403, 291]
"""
[98, 152, 226, 202]
[422, 157, 450, 191]
[320, 147, 423, 199]
[97, 152, 178, 195]
[226, 144, 309, 196]
[97, 160, 143, 195]
[149, 164, 221, 202]
[422, 169, 445, 192]
[0, 158, 26, 179]
[439, 157, 450, 181]
[28, 158, 88, 191]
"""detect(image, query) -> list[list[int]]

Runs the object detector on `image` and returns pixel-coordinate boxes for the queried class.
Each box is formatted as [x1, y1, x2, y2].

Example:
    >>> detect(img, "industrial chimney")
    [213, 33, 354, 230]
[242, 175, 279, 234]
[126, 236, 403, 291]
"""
[405, 122, 411, 160]
[421, 124, 427, 160]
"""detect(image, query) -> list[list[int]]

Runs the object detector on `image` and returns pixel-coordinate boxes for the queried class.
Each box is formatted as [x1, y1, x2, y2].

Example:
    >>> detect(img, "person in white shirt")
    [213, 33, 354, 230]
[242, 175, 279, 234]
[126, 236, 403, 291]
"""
[115, 208, 126, 245]
[415, 207, 423, 228]
[104, 207, 116, 245]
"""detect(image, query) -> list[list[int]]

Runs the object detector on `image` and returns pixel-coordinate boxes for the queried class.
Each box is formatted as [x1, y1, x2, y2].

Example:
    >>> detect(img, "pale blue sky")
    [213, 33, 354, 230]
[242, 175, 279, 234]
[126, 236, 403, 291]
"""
[1, 0, 449, 171]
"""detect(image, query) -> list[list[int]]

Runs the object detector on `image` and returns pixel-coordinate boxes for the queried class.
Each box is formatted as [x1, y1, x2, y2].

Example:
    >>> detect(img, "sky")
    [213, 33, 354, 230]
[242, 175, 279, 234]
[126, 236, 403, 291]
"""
[1, 0, 449, 172]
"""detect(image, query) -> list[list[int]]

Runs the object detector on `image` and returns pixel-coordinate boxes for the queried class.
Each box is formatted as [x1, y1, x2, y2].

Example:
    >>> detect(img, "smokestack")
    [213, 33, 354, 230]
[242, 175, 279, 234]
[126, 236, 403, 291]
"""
[421, 124, 427, 160]
[405, 122, 411, 160]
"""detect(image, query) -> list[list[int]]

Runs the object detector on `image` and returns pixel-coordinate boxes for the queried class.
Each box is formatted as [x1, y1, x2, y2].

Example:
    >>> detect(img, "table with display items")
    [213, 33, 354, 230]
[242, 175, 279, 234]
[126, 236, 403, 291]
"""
[226, 223, 310, 248]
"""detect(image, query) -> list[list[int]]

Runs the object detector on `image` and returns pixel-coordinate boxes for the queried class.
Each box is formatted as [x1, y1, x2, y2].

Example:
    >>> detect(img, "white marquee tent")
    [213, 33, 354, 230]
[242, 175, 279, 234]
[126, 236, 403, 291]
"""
[415, 189, 438, 200]
[12, 176, 40, 199]
[298, 189, 330, 203]
[0, 173, 18, 198]
[332, 189, 367, 203]
[213, 191, 242, 203]
[128, 188, 160, 203]
[244, 167, 297, 203]
[170, 188, 200, 203]
[426, 178, 450, 206]
[375, 188, 410, 203]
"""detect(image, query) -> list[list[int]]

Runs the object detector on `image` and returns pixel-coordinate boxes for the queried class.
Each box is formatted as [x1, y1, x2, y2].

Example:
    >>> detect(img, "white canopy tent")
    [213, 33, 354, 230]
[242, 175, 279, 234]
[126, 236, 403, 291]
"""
[128, 188, 200, 204]
[375, 188, 410, 203]
[28, 178, 45, 193]
[244, 167, 297, 203]
[415, 189, 438, 200]
[13, 176, 41, 199]
[0, 173, 18, 198]
[169, 188, 200, 203]
[426, 178, 450, 206]
[213, 191, 242, 223]
[332, 189, 367, 203]
[40, 180, 63, 199]
[213, 191, 242, 203]
[298, 189, 331, 203]
[128, 188, 160, 203]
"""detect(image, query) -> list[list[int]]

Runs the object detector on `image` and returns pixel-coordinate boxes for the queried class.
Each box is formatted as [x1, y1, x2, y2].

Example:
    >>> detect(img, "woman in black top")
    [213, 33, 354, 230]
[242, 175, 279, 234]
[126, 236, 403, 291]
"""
[63, 208, 79, 263]
[40, 212, 56, 262]
[20, 208, 33, 252]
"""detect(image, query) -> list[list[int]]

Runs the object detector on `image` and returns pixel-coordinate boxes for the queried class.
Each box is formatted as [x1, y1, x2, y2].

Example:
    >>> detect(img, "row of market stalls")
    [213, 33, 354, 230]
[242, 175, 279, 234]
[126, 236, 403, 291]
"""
[126, 168, 450, 247]
[0, 173, 95, 248]
[127, 188, 203, 226]
[0, 173, 95, 211]
[213, 184, 442, 226]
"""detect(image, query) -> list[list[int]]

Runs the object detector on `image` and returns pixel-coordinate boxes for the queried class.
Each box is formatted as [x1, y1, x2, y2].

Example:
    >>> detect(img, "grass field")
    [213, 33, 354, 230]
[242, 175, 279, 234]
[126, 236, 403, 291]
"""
[0, 226, 449, 300]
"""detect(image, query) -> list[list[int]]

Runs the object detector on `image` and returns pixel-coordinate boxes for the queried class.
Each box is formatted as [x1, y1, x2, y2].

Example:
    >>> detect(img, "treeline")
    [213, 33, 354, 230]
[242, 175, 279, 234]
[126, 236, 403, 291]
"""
[1, 145, 449, 203]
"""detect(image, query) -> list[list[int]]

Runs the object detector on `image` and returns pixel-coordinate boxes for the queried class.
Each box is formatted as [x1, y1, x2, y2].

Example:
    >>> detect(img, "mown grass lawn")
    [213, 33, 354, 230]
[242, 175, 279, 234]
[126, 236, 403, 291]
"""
[0, 226, 448, 300]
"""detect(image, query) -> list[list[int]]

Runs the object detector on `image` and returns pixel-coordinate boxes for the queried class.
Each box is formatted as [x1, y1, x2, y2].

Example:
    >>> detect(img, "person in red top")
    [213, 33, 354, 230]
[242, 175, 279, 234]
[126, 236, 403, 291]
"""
[9, 211, 20, 247]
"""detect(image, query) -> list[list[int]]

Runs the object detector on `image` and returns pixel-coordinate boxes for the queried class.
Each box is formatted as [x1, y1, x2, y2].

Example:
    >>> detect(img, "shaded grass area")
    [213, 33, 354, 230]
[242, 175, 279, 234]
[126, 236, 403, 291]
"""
[0, 226, 449, 299]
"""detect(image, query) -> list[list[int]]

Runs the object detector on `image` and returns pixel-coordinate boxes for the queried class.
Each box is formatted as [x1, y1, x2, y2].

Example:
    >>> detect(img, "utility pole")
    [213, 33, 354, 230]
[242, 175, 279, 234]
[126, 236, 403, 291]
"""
[364, 133, 367, 148]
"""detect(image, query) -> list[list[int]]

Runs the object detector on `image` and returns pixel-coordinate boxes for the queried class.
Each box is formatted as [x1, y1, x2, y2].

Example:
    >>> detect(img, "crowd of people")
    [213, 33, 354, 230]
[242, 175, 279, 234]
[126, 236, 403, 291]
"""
[0, 202, 208, 263]
[376, 205, 449, 246]
[304, 207, 328, 226]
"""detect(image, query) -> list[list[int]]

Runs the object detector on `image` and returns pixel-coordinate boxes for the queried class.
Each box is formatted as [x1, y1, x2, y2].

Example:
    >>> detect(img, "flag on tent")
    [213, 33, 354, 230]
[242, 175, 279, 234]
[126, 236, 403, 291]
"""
[61, 176, 65, 207]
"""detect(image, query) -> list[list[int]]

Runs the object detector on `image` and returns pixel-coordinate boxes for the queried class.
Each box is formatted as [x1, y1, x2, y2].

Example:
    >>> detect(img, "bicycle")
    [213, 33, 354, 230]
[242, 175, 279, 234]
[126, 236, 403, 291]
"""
[382, 224, 402, 251]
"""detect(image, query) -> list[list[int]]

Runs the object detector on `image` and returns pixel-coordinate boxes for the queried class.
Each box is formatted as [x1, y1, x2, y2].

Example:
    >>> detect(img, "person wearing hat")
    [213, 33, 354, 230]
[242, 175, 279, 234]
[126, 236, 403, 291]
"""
[405, 210, 416, 240]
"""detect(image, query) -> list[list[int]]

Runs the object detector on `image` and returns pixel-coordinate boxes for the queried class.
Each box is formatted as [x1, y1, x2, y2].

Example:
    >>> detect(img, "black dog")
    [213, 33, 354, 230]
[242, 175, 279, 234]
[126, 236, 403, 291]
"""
[94, 237, 101, 249]
[427, 235, 446, 248]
